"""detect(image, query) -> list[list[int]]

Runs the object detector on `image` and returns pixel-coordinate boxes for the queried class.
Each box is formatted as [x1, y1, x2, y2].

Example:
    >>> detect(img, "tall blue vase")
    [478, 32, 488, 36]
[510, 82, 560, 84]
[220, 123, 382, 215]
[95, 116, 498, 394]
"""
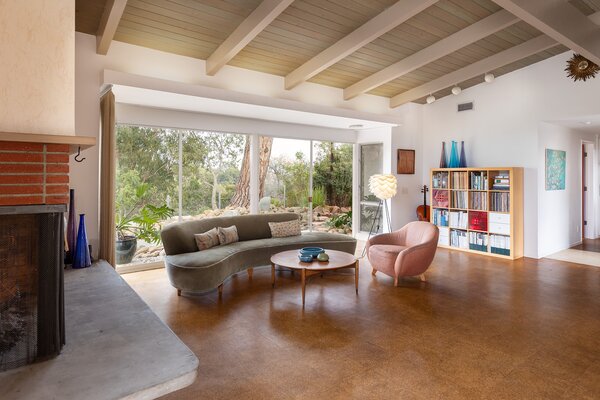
[459, 141, 467, 168]
[439, 141, 448, 168]
[73, 214, 92, 269]
[66, 189, 76, 264]
[449, 141, 460, 168]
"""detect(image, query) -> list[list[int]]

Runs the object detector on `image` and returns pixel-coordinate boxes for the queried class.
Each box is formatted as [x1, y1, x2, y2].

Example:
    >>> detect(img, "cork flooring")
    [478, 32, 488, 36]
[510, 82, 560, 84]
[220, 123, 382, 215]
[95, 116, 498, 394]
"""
[123, 248, 600, 399]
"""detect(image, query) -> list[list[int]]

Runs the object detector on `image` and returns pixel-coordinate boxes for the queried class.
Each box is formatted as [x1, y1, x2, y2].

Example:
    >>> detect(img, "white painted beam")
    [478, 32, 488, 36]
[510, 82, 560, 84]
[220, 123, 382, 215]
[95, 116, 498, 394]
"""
[492, 0, 600, 65]
[590, 11, 600, 25]
[344, 10, 518, 100]
[284, 0, 438, 90]
[390, 35, 557, 108]
[96, 0, 128, 55]
[206, 0, 294, 75]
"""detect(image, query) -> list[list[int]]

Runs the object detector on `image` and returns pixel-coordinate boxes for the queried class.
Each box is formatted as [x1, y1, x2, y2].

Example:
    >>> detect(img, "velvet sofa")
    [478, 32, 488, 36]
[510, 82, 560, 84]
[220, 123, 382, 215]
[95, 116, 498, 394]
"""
[161, 213, 357, 296]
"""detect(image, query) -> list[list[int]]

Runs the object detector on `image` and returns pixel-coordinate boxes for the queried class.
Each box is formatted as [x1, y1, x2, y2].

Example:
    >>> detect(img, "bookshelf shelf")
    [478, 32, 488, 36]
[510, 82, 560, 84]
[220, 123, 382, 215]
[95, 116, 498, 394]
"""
[430, 167, 523, 260]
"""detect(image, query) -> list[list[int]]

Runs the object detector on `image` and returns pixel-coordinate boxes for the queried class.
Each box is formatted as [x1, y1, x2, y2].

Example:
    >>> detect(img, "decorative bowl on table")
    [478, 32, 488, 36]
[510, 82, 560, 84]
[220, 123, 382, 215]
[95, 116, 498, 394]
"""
[299, 247, 324, 259]
[298, 254, 313, 263]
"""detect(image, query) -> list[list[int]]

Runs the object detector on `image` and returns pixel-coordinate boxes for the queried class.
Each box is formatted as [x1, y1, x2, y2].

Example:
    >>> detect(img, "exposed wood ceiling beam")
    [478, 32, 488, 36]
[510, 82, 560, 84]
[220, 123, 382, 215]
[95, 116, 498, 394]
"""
[390, 35, 557, 108]
[206, 0, 294, 76]
[344, 10, 518, 100]
[491, 0, 600, 65]
[284, 0, 439, 90]
[96, 0, 128, 55]
[590, 11, 600, 25]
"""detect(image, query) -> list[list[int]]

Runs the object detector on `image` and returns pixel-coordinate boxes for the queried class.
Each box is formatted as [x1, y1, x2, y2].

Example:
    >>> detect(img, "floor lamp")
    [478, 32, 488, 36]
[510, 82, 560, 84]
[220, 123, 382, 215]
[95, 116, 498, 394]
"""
[362, 174, 397, 257]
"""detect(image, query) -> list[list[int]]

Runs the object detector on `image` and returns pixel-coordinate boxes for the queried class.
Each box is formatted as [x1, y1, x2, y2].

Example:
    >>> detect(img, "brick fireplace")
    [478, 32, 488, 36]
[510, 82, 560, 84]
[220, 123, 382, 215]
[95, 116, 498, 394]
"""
[0, 141, 70, 206]
[0, 140, 71, 371]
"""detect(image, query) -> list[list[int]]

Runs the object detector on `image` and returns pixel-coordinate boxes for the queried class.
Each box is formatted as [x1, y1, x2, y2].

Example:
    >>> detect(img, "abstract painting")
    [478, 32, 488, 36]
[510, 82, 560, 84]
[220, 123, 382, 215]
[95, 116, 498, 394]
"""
[545, 149, 566, 190]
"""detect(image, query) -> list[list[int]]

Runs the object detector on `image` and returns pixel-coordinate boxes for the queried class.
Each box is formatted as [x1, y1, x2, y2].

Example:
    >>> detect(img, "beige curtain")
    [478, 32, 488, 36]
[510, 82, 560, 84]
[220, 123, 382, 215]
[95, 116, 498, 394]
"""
[98, 89, 116, 266]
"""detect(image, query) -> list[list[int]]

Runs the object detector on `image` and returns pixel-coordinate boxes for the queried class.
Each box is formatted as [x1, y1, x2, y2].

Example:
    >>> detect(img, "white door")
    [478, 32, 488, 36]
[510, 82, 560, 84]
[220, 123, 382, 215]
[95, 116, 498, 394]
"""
[583, 142, 595, 239]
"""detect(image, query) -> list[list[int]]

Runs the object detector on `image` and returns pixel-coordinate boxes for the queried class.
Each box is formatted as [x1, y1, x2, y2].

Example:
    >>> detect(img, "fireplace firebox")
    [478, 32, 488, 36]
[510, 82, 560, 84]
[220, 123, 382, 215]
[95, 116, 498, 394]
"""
[0, 205, 65, 372]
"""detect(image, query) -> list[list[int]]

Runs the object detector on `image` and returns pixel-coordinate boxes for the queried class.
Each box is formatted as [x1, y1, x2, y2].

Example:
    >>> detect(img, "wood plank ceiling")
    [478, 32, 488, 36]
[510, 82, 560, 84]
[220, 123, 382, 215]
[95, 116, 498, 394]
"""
[75, 0, 600, 106]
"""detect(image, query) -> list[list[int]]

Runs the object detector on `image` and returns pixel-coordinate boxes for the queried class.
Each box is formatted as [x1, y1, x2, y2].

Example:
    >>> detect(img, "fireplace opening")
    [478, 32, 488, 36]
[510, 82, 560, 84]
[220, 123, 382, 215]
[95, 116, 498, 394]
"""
[0, 205, 65, 372]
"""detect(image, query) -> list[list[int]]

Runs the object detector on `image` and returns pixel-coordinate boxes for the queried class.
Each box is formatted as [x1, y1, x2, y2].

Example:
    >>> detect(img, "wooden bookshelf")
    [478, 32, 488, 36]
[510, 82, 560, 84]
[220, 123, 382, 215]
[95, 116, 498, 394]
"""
[430, 167, 523, 260]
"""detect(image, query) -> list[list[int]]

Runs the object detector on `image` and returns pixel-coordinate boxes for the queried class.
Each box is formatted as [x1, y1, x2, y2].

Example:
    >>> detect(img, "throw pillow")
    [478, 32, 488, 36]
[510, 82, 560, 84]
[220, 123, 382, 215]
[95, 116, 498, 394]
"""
[194, 228, 219, 251]
[218, 225, 239, 245]
[268, 219, 301, 238]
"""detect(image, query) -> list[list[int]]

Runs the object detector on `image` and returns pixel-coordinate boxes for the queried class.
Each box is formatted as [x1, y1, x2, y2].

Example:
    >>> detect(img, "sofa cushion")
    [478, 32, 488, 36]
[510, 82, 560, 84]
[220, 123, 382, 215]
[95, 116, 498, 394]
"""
[368, 244, 407, 274]
[218, 226, 239, 245]
[268, 219, 301, 238]
[194, 228, 219, 250]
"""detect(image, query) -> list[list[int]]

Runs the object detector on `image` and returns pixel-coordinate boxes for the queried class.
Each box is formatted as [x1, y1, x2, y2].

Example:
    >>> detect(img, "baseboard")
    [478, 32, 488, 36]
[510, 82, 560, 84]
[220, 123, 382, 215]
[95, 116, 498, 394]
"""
[117, 260, 164, 275]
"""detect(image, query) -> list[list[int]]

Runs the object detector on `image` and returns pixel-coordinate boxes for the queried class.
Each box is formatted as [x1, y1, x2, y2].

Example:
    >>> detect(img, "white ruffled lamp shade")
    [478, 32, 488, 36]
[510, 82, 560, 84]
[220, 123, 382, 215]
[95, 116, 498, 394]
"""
[369, 174, 398, 200]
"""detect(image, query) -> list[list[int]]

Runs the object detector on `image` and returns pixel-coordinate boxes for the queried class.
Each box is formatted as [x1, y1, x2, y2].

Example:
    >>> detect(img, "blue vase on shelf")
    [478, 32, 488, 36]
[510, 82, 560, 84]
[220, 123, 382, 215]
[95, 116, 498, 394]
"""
[459, 141, 467, 168]
[449, 141, 460, 168]
[73, 214, 92, 269]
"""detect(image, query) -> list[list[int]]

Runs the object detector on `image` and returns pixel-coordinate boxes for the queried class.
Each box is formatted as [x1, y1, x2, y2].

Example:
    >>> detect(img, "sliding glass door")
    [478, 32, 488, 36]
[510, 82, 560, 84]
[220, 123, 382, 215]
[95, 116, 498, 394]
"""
[359, 143, 383, 233]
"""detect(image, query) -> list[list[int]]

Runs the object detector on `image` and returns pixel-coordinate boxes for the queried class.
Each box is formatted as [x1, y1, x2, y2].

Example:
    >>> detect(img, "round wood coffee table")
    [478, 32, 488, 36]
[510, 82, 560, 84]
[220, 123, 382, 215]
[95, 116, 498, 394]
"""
[270, 249, 359, 307]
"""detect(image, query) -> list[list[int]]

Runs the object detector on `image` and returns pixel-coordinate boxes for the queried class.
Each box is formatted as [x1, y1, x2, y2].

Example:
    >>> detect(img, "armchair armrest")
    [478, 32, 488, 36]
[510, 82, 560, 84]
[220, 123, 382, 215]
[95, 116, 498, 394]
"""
[394, 241, 437, 277]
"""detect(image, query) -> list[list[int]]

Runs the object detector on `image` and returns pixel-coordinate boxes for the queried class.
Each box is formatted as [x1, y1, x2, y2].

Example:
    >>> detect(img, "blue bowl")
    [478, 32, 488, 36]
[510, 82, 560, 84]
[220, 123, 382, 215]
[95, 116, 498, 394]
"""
[299, 247, 324, 259]
[298, 255, 313, 263]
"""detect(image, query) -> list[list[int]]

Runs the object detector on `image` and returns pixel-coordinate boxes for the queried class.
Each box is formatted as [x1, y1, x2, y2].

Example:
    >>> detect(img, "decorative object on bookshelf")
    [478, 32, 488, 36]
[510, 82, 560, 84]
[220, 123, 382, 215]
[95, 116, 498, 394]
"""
[396, 149, 415, 174]
[448, 141, 460, 168]
[545, 149, 566, 190]
[459, 141, 467, 168]
[439, 142, 447, 168]
[565, 53, 599, 82]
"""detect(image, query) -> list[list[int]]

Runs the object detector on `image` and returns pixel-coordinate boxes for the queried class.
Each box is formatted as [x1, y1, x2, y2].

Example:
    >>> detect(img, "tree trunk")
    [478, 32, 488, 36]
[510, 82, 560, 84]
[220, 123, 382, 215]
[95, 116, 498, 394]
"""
[211, 170, 219, 209]
[259, 136, 273, 198]
[229, 136, 273, 208]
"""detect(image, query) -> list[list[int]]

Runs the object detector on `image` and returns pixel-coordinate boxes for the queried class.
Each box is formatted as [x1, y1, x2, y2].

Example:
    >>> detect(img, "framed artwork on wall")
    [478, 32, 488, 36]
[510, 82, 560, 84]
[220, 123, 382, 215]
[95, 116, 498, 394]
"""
[397, 149, 415, 174]
[545, 148, 566, 190]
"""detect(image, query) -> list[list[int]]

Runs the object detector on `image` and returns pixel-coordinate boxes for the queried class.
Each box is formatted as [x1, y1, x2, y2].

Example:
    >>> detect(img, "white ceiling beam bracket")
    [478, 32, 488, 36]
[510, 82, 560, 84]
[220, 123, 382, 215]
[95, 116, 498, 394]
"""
[390, 35, 557, 108]
[284, 0, 439, 90]
[206, 0, 294, 76]
[344, 10, 518, 100]
[96, 0, 128, 55]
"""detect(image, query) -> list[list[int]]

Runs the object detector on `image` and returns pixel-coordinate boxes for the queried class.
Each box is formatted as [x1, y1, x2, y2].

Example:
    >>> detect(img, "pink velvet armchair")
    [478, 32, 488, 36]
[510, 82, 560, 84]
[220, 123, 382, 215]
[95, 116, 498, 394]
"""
[366, 221, 439, 286]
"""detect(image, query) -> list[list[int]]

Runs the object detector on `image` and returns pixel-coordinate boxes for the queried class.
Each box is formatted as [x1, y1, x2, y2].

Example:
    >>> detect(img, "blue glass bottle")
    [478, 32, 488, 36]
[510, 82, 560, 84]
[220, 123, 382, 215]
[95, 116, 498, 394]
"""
[449, 141, 460, 168]
[459, 141, 467, 168]
[73, 214, 92, 269]
[439, 142, 448, 168]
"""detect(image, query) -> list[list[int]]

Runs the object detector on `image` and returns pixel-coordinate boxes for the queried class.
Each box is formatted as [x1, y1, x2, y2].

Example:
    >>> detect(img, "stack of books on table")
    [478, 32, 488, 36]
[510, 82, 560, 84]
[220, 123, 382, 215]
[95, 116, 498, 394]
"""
[492, 174, 510, 190]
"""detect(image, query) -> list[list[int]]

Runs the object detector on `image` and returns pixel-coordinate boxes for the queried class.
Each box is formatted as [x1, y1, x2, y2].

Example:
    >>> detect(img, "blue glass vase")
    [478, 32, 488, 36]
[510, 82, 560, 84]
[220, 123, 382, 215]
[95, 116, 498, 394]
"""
[439, 142, 448, 168]
[449, 141, 460, 168]
[73, 214, 92, 269]
[459, 141, 467, 168]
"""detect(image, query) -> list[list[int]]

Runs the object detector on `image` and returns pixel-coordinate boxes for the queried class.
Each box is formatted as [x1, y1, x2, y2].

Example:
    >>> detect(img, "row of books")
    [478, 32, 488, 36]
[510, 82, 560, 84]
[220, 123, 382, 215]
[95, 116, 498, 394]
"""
[451, 191, 468, 209]
[449, 211, 468, 229]
[432, 172, 448, 189]
[451, 172, 469, 189]
[492, 173, 510, 190]
[470, 191, 487, 210]
[470, 172, 488, 190]
[450, 229, 468, 249]
[432, 209, 449, 227]
[490, 192, 510, 212]
[469, 232, 488, 246]
[490, 234, 511, 250]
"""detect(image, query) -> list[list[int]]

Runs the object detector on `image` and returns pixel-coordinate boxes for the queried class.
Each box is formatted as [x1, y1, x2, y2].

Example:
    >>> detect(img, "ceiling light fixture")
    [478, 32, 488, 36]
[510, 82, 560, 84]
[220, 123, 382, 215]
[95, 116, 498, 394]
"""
[451, 86, 462, 95]
[585, 121, 592, 125]
[426, 95, 436, 104]
[484, 73, 495, 83]
[349, 124, 363, 129]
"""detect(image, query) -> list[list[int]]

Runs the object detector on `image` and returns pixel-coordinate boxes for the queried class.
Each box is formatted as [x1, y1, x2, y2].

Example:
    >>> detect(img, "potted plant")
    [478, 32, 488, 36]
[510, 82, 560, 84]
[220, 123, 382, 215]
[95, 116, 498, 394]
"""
[116, 184, 174, 264]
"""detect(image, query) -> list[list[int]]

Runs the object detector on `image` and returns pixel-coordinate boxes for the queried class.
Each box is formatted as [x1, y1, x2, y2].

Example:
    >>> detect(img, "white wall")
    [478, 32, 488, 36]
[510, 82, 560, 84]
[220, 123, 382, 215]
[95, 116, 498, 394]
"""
[0, 0, 74, 135]
[537, 123, 598, 257]
[421, 51, 600, 258]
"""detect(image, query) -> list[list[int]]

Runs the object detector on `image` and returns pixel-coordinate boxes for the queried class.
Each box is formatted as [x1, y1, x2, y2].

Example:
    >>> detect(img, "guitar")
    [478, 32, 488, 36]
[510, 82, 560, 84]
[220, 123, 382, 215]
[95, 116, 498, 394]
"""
[416, 185, 430, 221]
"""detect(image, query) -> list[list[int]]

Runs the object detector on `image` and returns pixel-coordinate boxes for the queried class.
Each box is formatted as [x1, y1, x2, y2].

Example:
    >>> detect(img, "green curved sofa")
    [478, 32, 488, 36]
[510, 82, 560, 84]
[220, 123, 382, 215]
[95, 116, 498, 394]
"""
[160, 213, 357, 295]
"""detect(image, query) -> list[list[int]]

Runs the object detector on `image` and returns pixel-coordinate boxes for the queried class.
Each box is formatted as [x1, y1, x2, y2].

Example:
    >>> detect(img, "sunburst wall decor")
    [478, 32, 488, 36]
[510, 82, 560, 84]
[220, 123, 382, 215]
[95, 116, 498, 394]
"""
[565, 53, 599, 82]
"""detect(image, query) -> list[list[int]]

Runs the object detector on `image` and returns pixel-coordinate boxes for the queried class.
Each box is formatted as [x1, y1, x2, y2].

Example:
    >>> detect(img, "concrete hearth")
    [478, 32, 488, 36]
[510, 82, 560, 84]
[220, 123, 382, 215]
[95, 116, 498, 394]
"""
[0, 261, 198, 400]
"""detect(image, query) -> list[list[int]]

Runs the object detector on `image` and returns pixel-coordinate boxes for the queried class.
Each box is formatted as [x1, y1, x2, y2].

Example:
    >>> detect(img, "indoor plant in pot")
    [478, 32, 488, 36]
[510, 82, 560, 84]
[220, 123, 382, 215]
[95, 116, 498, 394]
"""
[116, 202, 174, 265]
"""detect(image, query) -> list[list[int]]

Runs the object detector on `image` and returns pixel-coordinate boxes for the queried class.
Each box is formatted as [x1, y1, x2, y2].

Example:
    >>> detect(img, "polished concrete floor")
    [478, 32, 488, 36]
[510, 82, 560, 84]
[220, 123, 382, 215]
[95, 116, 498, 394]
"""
[123, 249, 600, 399]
